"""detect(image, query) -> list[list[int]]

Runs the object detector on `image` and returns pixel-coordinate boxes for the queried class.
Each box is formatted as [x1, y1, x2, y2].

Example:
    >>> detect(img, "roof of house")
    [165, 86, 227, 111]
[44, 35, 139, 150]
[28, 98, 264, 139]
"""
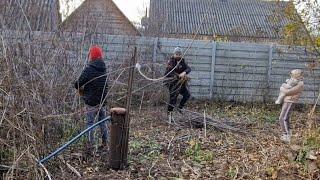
[61, 0, 140, 36]
[148, 0, 291, 39]
[0, 0, 60, 31]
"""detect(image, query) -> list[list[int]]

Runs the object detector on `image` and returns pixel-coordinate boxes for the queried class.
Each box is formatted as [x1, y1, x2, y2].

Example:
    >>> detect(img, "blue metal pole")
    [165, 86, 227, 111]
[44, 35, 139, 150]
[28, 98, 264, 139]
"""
[38, 116, 111, 164]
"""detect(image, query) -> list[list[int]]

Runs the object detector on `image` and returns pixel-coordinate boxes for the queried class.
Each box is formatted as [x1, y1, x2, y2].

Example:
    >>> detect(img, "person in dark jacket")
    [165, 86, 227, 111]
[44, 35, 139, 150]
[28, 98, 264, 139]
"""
[74, 45, 108, 150]
[164, 47, 191, 121]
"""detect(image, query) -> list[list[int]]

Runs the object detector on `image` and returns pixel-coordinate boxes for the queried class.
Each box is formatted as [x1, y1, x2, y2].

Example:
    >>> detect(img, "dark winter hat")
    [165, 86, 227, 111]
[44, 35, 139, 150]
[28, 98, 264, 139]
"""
[89, 45, 103, 61]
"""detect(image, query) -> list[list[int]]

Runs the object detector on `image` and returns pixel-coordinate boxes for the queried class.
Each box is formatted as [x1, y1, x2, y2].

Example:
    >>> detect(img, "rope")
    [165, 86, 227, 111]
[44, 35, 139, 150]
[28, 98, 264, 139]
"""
[134, 13, 209, 82]
[38, 7, 212, 166]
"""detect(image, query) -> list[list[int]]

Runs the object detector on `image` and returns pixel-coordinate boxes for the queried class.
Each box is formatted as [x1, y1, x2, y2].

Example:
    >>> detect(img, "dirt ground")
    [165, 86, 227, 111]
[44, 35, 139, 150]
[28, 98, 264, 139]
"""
[37, 101, 319, 180]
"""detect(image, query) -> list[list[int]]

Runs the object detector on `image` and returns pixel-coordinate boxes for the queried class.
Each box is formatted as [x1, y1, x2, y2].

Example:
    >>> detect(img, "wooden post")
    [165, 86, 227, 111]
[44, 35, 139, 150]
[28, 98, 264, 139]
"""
[109, 108, 127, 170]
[109, 47, 137, 170]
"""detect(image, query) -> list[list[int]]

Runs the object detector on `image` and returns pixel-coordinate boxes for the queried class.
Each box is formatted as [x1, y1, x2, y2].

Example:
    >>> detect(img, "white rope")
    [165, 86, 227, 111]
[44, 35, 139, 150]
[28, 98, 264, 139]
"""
[135, 63, 167, 81]
[135, 13, 209, 82]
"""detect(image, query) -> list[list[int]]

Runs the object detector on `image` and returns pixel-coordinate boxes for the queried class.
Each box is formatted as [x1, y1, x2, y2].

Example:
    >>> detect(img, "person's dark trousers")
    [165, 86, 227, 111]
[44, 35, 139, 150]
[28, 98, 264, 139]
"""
[167, 83, 190, 112]
[86, 105, 109, 145]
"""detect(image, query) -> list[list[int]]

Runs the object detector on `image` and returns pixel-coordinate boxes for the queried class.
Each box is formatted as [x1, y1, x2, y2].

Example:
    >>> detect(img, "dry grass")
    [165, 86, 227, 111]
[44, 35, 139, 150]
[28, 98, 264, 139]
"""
[22, 102, 318, 179]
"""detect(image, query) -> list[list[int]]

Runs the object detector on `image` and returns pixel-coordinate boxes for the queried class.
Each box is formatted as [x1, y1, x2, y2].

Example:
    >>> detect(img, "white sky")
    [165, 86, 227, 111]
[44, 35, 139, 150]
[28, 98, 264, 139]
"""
[59, 0, 150, 23]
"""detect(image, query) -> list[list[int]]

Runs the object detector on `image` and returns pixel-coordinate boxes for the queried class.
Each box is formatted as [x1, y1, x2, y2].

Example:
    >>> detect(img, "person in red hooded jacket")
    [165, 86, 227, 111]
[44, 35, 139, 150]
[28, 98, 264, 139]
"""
[74, 45, 109, 152]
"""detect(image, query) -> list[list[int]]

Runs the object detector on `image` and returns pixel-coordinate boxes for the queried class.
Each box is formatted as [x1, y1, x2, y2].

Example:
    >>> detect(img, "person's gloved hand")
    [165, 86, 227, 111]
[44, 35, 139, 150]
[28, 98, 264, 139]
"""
[78, 87, 84, 96]
[179, 71, 186, 78]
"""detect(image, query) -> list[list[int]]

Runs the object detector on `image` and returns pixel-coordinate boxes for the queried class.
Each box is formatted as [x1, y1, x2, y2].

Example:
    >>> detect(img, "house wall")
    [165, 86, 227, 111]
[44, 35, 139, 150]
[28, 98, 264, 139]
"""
[61, 0, 140, 36]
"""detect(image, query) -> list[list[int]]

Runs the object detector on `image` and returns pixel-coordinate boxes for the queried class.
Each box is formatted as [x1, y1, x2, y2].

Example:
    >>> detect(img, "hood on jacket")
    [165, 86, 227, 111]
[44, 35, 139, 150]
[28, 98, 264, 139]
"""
[88, 60, 106, 72]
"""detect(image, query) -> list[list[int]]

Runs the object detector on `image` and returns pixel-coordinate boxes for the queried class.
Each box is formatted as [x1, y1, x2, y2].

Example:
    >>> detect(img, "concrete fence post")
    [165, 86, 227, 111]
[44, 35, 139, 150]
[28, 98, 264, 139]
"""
[210, 42, 217, 99]
[267, 44, 273, 101]
[152, 38, 158, 63]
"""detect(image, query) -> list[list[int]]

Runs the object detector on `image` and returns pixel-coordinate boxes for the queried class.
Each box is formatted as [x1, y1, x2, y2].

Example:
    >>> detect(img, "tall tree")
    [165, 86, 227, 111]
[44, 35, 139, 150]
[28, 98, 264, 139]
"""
[283, 0, 320, 55]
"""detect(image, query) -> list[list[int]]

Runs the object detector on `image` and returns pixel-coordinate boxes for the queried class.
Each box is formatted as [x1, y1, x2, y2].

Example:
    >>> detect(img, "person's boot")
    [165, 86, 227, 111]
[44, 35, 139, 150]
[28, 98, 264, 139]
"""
[85, 142, 94, 157]
[177, 106, 183, 114]
[98, 138, 109, 153]
[167, 111, 174, 124]
[280, 134, 290, 143]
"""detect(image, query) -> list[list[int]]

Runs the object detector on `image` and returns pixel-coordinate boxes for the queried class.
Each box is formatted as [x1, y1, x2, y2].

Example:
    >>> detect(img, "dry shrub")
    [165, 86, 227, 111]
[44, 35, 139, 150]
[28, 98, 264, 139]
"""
[0, 31, 168, 178]
[0, 31, 84, 179]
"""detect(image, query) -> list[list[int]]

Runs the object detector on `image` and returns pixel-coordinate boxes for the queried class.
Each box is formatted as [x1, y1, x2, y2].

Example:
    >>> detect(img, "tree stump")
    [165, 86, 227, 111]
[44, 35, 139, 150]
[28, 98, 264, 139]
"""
[109, 107, 127, 170]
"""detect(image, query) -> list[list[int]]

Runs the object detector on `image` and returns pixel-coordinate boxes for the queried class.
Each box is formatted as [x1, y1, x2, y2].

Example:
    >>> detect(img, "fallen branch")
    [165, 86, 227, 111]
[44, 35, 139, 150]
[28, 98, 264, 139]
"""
[59, 157, 82, 178]
[0, 164, 28, 172]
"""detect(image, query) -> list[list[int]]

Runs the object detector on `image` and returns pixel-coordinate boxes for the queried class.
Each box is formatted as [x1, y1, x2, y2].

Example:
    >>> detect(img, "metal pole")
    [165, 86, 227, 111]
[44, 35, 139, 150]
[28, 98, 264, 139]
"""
[119, 47, 137, 169]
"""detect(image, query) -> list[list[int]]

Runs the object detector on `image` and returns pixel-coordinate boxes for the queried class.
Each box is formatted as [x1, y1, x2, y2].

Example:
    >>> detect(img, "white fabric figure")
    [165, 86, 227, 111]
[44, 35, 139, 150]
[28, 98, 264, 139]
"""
[275, 78, 299, 104]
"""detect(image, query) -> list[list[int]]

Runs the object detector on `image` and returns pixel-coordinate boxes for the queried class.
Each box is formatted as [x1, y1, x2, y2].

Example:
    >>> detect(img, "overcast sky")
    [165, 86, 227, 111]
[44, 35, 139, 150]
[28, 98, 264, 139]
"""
[60, 0, 150, 23]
